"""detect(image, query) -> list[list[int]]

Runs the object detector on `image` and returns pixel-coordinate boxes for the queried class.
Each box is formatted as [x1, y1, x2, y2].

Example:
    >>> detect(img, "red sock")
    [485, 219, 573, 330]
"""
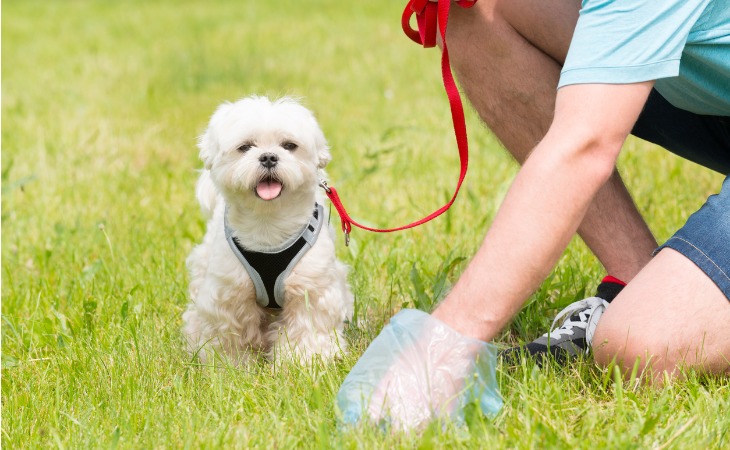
[596, 275, 626, 302]
[602, 275, 626, 286]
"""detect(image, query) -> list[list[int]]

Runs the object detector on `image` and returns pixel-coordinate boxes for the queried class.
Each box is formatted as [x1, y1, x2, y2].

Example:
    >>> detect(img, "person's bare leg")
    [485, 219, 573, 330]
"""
[446, 0, 657, 281]
[593, 248, 730, 378]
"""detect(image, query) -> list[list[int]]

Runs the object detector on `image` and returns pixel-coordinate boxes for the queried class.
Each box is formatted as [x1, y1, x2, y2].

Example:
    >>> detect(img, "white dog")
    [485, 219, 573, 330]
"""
[182, 96, 353, 366]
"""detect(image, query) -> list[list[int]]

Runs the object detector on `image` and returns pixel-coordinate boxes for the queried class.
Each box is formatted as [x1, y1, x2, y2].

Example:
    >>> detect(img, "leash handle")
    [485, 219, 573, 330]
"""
[402, 0, 476, 48]
[324, 0, 477, 245]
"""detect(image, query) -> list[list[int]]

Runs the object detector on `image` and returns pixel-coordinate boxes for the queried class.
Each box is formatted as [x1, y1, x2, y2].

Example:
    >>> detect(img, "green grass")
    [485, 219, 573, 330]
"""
[2, 0, 728, 448]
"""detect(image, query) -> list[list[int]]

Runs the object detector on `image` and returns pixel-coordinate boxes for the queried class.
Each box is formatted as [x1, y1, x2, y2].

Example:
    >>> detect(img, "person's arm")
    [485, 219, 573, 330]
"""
[432, 81, 655, 341]
[336, 82, 657, 429]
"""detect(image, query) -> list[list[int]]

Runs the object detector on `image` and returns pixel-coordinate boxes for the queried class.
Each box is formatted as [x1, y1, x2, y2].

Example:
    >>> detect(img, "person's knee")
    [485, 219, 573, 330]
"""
[442, 0, 502, 49]
[593, 249, 730, 378]
[446, 0, 581, 60]
[592, 305, 675, 375]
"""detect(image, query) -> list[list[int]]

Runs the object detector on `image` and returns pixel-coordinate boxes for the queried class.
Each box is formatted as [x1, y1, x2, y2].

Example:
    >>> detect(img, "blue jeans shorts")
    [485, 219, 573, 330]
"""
[632, 89, 730, 300]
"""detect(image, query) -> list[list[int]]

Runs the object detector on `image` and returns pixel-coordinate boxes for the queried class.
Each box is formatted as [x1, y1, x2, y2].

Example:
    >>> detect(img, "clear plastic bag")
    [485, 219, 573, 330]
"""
[336, 309, 502, 431]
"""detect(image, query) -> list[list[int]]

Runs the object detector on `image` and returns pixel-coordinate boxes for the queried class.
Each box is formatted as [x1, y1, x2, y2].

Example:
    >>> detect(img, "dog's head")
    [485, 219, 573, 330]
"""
[198, 96, 330, 204]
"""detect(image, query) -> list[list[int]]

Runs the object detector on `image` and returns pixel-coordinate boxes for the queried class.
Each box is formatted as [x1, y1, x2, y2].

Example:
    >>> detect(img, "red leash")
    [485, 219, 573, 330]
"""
[322, 0, 477, 245]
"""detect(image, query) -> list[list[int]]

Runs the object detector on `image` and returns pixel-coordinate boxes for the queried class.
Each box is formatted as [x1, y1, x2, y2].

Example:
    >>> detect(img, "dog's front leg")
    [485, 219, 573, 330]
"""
[183, 282, 267, 367]
[267, 286, 349, 365]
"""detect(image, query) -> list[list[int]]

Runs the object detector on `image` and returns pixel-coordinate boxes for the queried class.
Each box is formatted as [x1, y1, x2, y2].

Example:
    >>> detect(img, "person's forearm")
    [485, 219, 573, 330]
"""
[433, 133, 620, 341]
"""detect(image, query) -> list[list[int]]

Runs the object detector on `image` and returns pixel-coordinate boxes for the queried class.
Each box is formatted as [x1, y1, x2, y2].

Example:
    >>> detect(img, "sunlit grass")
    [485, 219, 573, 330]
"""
[3, 1, 728, 448]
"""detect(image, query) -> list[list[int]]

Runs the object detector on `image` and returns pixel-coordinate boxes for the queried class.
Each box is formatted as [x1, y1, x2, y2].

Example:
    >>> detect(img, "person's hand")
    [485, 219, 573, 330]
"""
[336, 309, 502, 431]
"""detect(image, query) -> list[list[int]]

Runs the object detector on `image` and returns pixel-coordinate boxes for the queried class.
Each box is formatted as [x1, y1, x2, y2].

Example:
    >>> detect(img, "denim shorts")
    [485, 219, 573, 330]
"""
[632, 89, 730, 300]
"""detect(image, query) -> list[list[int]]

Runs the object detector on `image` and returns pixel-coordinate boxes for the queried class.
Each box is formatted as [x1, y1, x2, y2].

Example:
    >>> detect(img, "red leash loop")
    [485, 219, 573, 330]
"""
[401, 0, 476, 48]
[402, 0, 438, 47]
[325, 0, 477, 245]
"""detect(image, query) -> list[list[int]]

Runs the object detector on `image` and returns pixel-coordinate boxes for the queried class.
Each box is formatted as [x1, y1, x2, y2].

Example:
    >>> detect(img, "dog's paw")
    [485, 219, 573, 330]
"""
[268, 328, 347, 366]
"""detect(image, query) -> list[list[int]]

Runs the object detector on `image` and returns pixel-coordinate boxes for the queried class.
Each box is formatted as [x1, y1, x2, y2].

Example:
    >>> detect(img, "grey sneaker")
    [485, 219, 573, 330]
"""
[502, 278, 625, 365]
[522, 297, 608, 360]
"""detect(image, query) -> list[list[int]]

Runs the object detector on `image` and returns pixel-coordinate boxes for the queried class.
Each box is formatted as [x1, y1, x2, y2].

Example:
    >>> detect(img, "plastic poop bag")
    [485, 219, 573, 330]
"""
[336, 309, 502, 431]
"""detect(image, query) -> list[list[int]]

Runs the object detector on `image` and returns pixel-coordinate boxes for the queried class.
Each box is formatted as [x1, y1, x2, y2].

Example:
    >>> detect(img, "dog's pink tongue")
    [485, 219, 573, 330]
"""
[256, 180, 282, 200]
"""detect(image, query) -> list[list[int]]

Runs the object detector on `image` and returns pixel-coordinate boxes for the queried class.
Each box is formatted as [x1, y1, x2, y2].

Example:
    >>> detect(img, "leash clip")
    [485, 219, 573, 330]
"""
[320, 179, 351, 246]
[319, 179, 331, 193]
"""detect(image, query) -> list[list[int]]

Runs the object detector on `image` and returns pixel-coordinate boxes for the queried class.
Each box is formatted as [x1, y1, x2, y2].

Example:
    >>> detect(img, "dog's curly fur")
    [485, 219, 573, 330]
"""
[182, 96, 353, 366]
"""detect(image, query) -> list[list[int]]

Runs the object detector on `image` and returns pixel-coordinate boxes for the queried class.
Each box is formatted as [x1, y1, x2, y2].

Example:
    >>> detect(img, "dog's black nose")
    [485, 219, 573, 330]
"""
[259, 153, 279, 169]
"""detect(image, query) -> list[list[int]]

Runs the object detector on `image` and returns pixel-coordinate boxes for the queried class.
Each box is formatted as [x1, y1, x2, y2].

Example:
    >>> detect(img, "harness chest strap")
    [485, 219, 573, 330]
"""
[224, 203, 325, 309]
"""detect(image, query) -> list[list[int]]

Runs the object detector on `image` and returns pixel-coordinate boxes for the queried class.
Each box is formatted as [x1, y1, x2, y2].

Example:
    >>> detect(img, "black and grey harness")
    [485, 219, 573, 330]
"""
[224, 203, 325, 309]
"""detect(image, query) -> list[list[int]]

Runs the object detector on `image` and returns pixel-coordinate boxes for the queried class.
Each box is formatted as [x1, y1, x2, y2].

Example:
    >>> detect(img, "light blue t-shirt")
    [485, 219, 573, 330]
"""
[559, 0, 730, 116]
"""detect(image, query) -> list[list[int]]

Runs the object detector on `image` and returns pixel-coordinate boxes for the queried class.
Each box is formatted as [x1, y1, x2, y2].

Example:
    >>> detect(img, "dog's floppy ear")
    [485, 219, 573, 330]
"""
[317, 144, 332, 169]
[198, 102, 233, 170]
[197, 128, 216, 170]
[314, 128, 331, 169]
[195, 169, 218, 219]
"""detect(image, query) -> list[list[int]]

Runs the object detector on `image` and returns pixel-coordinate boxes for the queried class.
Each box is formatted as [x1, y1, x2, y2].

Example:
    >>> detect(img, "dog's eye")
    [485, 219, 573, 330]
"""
[281, 142, 298, 151]
[237, 143, 253, 152]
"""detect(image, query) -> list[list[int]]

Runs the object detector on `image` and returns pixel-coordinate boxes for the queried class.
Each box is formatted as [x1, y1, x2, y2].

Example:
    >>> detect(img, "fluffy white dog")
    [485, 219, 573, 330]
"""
[182, 96, 353, 366]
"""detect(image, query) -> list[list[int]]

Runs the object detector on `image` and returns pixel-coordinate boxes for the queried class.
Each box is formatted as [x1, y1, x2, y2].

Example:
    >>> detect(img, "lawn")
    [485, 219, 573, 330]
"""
[2, 1, 728, 448]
